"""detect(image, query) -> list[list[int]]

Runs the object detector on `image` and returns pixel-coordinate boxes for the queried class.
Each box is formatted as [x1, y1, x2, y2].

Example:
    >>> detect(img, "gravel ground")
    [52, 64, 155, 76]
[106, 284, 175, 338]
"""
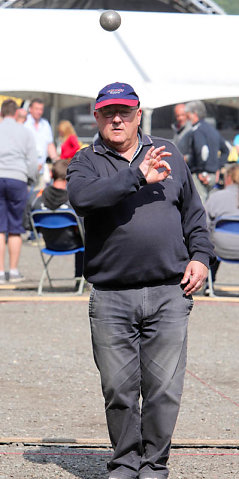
[0, 445, 238, 479]
[0, 241, 238, 478]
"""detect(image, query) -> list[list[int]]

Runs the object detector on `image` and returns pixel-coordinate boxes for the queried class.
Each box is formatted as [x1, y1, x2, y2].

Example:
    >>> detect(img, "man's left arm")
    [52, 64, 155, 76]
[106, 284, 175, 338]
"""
[47, 142, 58, 162]
[45, 121, 58, 162]
[25, 130, 38, 183]
[218, 135, 229, 169]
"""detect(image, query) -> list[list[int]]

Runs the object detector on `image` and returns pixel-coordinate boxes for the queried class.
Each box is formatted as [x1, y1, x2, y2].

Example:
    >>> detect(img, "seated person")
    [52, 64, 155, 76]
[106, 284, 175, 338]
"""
[24, 159, 84, 282]
[204, 164, 239, 294]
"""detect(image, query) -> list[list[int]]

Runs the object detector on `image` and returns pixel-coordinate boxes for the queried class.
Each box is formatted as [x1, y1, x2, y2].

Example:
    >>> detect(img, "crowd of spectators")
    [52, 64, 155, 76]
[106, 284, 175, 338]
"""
[172, 100, 239, 294]
[0, 98, 84, 286]
[0, 95, 238, 293]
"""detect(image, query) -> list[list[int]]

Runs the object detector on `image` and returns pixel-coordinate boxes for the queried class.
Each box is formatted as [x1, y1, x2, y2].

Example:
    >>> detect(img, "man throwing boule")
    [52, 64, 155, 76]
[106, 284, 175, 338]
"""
[67, 82, 215, 479]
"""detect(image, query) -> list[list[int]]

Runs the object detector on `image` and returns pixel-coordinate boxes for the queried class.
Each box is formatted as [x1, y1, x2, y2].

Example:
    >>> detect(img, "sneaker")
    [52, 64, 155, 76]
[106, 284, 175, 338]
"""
[0, 273, 7, 285]
[27, 231, 35, 241]
[8, 272, 25, 283]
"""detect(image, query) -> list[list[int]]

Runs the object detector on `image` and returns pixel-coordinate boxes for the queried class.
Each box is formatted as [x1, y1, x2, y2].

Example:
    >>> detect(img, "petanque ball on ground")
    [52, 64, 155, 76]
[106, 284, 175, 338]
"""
[100, 10, 121, 32]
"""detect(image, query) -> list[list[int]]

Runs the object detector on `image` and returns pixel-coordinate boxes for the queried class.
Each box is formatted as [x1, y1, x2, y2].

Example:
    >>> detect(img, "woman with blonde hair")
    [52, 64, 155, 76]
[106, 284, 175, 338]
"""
[204, 164, 239, 294]
[58, 120, 81, 162]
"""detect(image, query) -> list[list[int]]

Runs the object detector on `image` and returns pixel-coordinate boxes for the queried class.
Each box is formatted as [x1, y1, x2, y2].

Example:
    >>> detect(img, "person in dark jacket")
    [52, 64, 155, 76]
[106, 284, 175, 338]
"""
[24, 159, 84, 281]
[67, 82, 215, 479]
[184, 100, 229, 203]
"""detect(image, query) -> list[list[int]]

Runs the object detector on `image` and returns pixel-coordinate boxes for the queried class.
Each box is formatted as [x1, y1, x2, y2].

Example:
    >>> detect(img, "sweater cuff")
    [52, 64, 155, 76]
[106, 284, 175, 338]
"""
[134, 167, 147, 186]
[191, 253, 210, 269]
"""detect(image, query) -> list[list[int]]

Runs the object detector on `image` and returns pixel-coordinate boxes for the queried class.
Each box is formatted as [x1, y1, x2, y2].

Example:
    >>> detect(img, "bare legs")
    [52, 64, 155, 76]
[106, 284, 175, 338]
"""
[0, 233, 22, 272]
[8, 234, 22, 270]
[0, 233, 6, 271]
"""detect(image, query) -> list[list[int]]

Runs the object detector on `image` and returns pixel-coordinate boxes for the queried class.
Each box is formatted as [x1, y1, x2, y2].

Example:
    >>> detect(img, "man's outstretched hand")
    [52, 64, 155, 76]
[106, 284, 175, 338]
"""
[139, 146, 172, 184]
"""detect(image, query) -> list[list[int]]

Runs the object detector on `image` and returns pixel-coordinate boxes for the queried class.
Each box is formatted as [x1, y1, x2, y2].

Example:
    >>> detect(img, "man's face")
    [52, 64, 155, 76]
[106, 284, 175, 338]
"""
[29, 102, 44, 121]
[94, 104, 142, 152]
[174, 104, 187, 128]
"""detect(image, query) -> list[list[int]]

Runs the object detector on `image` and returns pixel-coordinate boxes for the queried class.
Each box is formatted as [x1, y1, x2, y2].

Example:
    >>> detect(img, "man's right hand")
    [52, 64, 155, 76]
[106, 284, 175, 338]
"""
[139, 146, 172, 184]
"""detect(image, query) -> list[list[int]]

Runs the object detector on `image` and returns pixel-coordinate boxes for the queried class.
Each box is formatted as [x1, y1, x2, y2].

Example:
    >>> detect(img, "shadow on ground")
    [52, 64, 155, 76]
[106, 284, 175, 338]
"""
[194, 284, 239, 298]
[23, 446, 112, 478]
[212, 287, 239, 297]
[21, 445, 239, 479]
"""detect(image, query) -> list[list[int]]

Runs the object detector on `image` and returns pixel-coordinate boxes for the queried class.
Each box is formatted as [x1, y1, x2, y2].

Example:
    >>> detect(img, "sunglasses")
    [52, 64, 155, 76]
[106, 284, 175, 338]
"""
[99, 107, 139, 118]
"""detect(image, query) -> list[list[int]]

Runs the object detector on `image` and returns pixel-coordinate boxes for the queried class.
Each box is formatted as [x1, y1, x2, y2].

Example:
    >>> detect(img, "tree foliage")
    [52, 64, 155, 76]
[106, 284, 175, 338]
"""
[216, 0, 239, 15]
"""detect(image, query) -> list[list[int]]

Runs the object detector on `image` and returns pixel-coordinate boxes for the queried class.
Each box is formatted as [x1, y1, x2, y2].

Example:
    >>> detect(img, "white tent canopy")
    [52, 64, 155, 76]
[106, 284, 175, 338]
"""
[0, 9, 239, 114]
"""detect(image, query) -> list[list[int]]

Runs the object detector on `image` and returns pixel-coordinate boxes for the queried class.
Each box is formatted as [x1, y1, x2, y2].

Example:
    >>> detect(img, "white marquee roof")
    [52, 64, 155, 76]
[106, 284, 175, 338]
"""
[0, 0, 226, 15]
[0, 9, 239, 110]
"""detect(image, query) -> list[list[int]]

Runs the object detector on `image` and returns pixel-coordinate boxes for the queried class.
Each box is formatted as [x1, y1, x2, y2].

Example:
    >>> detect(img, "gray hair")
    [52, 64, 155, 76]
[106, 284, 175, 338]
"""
[185, 100, 207, 120]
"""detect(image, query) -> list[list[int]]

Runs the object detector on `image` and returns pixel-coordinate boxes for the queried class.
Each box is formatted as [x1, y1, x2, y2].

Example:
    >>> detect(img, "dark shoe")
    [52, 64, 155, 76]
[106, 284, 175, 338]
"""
[74, 278, 91, 293]
[203, 285, 210, 296]
[74, 279, 82, 292]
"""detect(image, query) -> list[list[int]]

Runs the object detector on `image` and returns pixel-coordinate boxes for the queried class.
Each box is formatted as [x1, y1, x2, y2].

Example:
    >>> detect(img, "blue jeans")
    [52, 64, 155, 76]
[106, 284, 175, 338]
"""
[89, 283, 193, 479]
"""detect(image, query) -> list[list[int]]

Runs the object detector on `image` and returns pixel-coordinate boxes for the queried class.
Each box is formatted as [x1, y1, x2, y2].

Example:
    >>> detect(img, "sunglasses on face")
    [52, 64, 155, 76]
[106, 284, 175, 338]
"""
[99, 107, 139, 118]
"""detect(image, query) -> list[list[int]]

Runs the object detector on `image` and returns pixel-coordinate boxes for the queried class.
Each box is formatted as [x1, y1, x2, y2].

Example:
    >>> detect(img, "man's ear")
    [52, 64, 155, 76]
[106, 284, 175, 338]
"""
[137, 108, 142, 125]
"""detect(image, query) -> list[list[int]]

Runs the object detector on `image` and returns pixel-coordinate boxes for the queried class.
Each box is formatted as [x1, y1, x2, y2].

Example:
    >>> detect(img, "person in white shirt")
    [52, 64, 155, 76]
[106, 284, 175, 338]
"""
[25, 98, 57, 187]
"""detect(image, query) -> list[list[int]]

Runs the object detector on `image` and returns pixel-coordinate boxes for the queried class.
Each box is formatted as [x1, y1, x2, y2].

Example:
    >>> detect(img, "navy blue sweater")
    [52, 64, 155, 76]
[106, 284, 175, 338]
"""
[188, 120, 229, 174]
[67, 132, 215, 287]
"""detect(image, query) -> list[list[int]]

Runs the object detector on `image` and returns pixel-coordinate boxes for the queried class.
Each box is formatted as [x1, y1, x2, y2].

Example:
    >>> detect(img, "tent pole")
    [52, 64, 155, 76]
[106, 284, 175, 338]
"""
[142, 108, 153, 135]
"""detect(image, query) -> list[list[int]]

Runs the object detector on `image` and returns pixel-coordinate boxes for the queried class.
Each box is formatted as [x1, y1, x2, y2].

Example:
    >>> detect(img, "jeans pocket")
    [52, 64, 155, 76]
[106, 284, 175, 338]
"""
[89, 287, 96, 317]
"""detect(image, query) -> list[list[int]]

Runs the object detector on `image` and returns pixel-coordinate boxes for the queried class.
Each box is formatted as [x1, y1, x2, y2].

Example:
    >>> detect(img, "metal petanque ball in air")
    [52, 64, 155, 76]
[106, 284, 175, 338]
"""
[100, 10, 121, 32]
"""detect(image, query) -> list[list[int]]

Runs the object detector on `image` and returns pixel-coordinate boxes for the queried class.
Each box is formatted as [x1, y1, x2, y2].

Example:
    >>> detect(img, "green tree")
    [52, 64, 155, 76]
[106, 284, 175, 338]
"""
[216, 0, 239, 15]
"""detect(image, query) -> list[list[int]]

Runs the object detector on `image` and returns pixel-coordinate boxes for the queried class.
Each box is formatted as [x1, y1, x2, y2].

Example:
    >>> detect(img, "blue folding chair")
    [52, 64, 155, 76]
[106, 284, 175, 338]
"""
[30, 209, 85, 295]
[208, 215, 239, 297]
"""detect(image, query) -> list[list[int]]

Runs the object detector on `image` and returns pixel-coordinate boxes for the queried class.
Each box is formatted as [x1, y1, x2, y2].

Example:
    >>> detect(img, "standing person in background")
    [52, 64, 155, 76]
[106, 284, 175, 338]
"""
[172, 103, 192, 161]
[184, 100, 229, 203]
[0, 99, 38, 284]
[58, 120, 81, 162]
[25, 98, 57, 188]
[15, 108, 28, 124]
[67, 82, 215, 479]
